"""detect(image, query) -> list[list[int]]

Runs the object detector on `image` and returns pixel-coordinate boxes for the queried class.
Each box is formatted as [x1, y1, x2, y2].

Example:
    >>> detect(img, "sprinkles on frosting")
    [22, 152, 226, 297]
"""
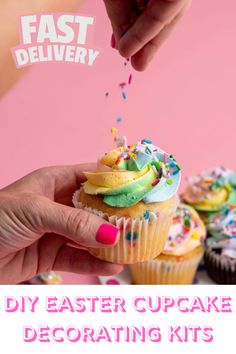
[207, 205, 236, 259]
[184, 167, 236, 206]
[165, 205, 204, 253]
[108, 137, 181, 191]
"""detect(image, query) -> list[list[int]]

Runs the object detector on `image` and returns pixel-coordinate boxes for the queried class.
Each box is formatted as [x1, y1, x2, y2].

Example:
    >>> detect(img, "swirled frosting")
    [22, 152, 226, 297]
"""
[183, 167, 236, 212]
[162, 204, 206, 256]
[83, 138, 181, 207]
[207, 205, 236, 259]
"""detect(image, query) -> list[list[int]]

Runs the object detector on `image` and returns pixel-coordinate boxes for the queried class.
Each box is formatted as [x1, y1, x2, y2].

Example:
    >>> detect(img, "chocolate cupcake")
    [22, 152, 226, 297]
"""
[205, 205, 236, 284]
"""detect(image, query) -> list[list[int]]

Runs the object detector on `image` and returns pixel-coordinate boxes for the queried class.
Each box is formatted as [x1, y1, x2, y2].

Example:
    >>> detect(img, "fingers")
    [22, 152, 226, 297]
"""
[1, 163, 97, 197]
[38, 197, 120, 248]
[104, 0, 138, 43]
[36, 163, 97, 191]
[43, 163, 97, 205]
[118, 0, 189, 58]
[53, 245, 123, 275]
[37, 234, 123, 276]
[131, 3, 188, 71]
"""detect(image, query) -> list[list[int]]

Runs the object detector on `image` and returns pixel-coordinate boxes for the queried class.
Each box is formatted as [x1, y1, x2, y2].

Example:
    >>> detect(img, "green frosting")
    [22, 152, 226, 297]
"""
[103, 167, 155, 206]
[227, 187, 236, 205]
[90, 141, 181, 207]
[126, 152, 153, 171]
[102, 167, 156, 196]
[104, 187, 152, 207]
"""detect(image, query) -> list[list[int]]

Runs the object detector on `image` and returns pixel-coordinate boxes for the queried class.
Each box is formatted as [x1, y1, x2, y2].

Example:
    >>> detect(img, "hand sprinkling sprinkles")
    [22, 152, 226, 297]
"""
[73, 136, 181, 263]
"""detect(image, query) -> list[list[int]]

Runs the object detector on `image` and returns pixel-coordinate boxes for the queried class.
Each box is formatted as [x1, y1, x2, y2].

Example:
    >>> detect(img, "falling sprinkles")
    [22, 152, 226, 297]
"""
[122, 92, 127, 100]
[119, 82, 126, 89]
[105, 57, 133, 144]
[128, 74, 133, 85]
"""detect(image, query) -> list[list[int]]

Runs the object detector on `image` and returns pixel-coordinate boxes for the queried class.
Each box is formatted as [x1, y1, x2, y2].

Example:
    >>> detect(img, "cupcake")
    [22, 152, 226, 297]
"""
[204, 205, 236, 284]
[182, 167, 236, 223]
[73, 138, 181, 264]
[129, 204, 206, 284]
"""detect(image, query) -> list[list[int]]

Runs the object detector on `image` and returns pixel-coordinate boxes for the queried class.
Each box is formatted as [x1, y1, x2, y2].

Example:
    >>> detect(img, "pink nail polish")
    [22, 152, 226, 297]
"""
[111, 33, 116, 48]
[96, 224, 119, 245]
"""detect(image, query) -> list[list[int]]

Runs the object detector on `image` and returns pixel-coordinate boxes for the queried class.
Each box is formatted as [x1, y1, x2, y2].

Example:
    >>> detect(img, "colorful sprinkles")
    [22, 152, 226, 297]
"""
[143, 210, 150, 220]
[152, 179, 160, 187]
[105, 55, 133, 145]
[184, 167, 235, 204]
[122, 92, 127, 100]
[126, 231, 138, 241]
[103, 16, 181, 193]
[165, 205, 204, 252]
[128, 74, 133, 85]
[142, 139, 153, 144]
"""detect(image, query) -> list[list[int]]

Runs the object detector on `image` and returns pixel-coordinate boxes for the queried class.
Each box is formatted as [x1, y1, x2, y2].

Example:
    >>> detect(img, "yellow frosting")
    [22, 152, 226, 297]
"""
[82, 142, 181, 207]
[189, 188, 229, 210]
[84, 165, 149, 189]
[100, 147, 124, 167]
[182, 167, 236, 212]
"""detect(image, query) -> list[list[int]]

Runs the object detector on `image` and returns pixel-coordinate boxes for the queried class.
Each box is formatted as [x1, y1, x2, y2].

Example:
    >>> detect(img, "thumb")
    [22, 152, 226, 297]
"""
[38, 198, 119, 248]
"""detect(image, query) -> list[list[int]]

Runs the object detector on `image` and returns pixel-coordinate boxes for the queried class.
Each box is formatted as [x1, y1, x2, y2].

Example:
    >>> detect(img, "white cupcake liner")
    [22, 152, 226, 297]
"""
[129, 251, 203, 284]
[72, 190, 178, 264]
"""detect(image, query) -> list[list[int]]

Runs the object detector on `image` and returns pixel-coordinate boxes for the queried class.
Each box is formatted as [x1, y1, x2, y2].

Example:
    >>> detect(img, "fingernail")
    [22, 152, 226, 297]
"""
[96, 224, 119, 245]
[111, 33, 116, 48]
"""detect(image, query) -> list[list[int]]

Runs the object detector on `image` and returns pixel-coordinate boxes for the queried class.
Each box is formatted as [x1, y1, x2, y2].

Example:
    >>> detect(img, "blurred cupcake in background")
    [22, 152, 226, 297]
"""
[182, 167, 236, 223]
[73, 138, 181, 264]
[204, 205, 236, 284]
[129, 203, 206, 284]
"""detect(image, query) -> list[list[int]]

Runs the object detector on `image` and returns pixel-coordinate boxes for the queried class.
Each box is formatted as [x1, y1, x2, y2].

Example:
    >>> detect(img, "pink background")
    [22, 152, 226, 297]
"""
[0, 0, 236, 283]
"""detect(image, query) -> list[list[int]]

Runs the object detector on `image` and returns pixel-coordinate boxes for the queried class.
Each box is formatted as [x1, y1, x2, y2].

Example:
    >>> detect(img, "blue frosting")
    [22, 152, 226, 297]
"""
[144, 151, 181, 203]
[126, 142, 181, 203]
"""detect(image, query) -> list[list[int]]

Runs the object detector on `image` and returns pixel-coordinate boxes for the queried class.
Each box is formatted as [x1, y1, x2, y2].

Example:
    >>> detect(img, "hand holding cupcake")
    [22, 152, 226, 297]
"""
[73, 138, 181, 264]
